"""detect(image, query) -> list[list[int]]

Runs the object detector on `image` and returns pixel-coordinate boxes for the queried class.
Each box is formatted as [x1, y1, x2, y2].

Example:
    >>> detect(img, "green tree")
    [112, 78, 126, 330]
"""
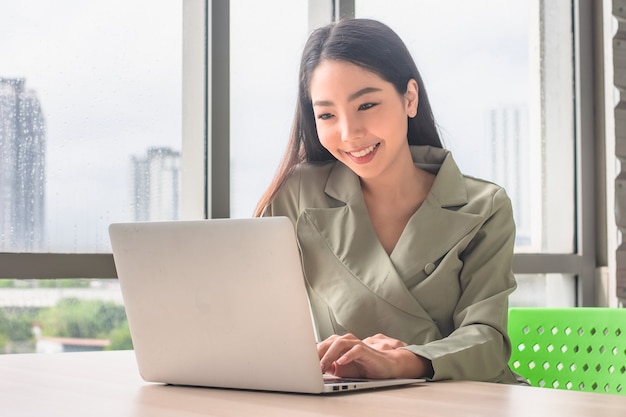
[107, 323, 133, 350]
[0, 307, 38, 341]
[0, 308, 7, 350]
[37, 298, 128, 339]
[38, 279, 90, 288]
[0, 307, 39, 353]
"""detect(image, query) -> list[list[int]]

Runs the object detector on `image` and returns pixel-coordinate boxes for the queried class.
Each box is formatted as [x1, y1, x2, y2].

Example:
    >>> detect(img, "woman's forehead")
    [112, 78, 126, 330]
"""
[309, 60, 388, 96]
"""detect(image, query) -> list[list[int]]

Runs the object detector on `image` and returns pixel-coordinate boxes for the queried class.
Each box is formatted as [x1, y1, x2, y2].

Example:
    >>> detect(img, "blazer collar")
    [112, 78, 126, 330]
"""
[298, 146, 483, 320]
[323, 146, 468, 208]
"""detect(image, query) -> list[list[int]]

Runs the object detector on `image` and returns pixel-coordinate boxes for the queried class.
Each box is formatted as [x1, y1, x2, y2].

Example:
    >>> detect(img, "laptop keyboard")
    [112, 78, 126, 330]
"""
[323, 375, 370, 384]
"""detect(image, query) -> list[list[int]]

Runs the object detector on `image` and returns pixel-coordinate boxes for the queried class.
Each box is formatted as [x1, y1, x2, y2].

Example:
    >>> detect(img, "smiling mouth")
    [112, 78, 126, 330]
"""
[347, 143, 380, 158]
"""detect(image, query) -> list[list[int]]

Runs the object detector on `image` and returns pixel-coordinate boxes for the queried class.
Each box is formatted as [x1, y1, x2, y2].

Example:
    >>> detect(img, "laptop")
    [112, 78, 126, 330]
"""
[109, 217, 424, 394]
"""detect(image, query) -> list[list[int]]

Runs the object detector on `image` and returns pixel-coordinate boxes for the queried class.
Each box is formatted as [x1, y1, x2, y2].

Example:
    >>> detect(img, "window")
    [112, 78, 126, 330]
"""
[1, 2, 182, 252]
[349, 1, 582, 306]
[0, 0, 182, 353]
[230, 0, 310, 218]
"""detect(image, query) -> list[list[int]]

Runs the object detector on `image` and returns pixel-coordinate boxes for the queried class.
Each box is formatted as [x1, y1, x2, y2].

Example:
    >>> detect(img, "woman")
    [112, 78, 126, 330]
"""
[255, 18, 521, 384]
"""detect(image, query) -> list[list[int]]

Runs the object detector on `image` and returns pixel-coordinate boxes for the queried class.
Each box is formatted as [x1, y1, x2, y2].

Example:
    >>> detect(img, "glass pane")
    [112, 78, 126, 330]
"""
[0, 279, 131, 354]
[230, 1, 310, 218]
[0, 1, 182, 253]
[355, 0, 575, 254]
[510, 274, 577, 307]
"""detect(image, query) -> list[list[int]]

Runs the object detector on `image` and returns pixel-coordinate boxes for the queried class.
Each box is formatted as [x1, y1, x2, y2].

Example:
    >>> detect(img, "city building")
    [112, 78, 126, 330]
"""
[130, 147, 181, 222]
[489, 106, 531, 248]
[0, 78, 46, 252]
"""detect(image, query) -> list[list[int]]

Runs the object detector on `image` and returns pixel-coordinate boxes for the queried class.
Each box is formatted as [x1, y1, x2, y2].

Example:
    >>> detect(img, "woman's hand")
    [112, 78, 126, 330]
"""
[317, 333, 432, 379]
[361, 333, 408, 350]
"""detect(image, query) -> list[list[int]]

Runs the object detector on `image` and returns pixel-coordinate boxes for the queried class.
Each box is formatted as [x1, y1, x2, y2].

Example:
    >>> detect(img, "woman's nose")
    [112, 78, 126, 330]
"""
[340, 115, 365, 142]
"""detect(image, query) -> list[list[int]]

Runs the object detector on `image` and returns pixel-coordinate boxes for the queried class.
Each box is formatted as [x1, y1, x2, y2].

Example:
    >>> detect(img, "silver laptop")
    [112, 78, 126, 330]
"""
[109, 217, 423, 394]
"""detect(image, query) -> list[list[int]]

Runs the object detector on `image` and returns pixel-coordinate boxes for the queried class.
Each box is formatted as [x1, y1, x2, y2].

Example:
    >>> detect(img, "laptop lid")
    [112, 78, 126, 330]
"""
[109, 217, 422, 394]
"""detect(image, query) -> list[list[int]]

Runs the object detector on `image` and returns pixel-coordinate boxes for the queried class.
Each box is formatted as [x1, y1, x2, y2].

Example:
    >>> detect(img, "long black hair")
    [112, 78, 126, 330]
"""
[255, 18, 442, 216]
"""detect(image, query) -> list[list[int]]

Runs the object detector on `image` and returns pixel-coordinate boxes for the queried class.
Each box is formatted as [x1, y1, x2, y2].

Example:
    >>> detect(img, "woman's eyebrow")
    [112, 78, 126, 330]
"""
[348, 87, 382, 102]
[312, 86, 382, 107]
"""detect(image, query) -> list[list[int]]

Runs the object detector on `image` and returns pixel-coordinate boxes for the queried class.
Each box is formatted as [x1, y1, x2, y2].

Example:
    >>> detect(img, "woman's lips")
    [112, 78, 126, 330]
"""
[345, 143, 380, 164]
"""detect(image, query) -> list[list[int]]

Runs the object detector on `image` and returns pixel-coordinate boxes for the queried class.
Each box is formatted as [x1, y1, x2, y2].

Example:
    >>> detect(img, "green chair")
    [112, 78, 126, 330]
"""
[508, 307, 626, 395]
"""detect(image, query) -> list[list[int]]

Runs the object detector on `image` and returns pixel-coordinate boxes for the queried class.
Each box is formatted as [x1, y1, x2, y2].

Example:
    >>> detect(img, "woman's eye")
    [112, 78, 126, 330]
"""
[358, 102, 377, 111]
[317, 113, 333, 120]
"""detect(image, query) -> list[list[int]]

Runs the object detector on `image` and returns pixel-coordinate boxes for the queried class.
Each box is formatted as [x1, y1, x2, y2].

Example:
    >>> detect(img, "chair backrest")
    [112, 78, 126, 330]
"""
[508, 307, 626, 395]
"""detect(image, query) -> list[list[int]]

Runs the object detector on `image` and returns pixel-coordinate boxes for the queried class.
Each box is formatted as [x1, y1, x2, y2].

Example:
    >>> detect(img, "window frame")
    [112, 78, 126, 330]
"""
[510, 0, 612, 308]
[0, 0, 206, 280]
[507, 0, 603, 307]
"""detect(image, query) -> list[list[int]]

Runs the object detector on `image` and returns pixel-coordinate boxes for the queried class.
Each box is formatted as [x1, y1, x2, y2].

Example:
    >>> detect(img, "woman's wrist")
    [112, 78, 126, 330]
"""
[393, 348, 433, 379]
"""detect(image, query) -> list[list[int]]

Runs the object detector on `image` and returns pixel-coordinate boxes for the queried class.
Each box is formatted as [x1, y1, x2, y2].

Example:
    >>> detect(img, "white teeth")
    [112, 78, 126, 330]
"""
[349, 144, 377, 158]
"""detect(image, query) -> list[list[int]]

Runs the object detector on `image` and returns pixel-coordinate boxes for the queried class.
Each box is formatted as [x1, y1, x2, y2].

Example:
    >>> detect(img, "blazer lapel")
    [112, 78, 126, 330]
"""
[294, 147, 482, 342]
[296, 162, 433, 321]
[296, 206, 442, 342]
[391, 150, 483, 280]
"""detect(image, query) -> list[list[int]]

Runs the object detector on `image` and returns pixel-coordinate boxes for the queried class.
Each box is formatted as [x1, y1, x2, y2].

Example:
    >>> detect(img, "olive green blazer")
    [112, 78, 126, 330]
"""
[264, 146, 521, 384]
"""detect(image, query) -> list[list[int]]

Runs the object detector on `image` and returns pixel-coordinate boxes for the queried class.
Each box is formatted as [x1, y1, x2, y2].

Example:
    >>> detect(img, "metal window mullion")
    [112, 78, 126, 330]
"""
[182, 0, 208, 220]
[574, 0, 600, 306]
[513, 253, 582, 275]
[0, 254, 117, 279]
[334, 0, 355, 21]
[208, 0, 230, 219]
[308, 0, 355, 32]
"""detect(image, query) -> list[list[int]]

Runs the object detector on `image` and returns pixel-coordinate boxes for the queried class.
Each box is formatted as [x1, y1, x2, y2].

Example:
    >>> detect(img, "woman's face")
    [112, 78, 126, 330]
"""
[309, 60, 418, 181]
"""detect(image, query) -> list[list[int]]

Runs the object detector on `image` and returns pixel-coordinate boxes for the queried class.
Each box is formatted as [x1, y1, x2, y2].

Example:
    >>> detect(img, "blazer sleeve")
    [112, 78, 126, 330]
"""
[402, 188, 519, 383]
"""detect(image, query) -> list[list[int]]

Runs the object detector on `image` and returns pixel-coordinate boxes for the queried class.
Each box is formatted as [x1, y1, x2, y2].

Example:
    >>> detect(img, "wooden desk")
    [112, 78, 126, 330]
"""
[3, 350, 625, 417]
